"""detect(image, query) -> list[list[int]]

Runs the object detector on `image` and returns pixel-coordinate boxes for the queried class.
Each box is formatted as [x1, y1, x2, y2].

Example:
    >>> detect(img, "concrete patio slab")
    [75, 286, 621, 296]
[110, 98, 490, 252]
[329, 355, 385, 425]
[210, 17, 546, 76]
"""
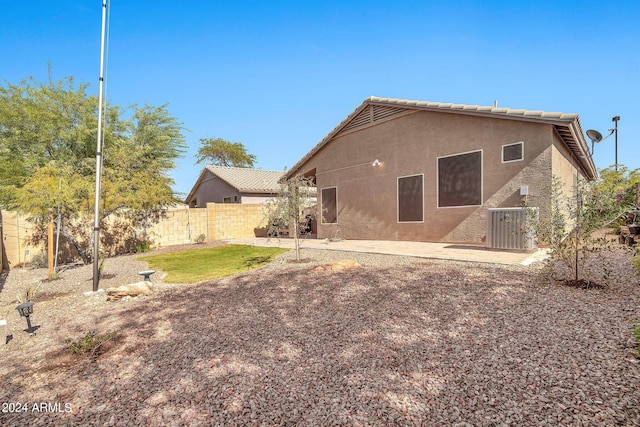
[225, 237, 549, 266]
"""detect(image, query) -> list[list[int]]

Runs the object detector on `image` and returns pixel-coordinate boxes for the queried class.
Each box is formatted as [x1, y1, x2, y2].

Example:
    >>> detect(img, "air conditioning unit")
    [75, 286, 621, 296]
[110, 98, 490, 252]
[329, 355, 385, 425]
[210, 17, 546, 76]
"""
[486, 207, 538, 251]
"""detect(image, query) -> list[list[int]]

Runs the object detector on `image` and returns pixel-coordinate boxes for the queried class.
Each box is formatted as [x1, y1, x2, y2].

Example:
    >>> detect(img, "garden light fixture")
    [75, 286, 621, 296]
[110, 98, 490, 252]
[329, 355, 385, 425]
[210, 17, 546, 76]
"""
[16, 302, 36, 336]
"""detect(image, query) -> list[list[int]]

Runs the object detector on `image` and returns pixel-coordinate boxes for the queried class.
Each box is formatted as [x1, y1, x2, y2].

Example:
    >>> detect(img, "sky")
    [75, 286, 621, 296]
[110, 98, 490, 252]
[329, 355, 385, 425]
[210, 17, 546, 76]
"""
[1, 1, 638, 197]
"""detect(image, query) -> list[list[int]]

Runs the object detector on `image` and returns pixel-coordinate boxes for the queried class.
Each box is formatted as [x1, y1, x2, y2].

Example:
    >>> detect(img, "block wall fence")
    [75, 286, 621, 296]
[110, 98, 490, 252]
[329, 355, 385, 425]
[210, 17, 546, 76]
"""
[0, 203, 268, 268]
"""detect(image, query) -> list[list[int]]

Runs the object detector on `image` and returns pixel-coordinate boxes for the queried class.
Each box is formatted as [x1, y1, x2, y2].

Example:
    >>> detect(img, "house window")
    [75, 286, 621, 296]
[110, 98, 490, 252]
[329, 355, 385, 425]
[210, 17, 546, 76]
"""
[223, 196, 239, 203]
[321, 187, 338, 224]
[502, 142, 524, 163]
[398, 174, 424, 222]
[438, 150, 482, 207]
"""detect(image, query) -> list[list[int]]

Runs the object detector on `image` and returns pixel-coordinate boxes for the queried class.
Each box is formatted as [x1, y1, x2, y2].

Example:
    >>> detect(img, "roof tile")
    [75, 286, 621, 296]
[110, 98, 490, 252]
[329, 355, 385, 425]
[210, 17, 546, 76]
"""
[205, 165, 283, 193]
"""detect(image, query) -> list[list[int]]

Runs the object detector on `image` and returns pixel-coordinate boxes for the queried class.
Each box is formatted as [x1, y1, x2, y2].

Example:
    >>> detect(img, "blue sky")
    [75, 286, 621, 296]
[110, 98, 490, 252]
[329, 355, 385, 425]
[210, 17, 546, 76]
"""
[1, 1, 638, 197]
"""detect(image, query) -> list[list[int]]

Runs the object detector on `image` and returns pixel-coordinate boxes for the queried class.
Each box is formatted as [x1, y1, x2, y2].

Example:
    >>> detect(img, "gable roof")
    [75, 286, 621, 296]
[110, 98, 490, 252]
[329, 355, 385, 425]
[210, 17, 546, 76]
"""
[184, 166, 283, 204]
[286, 96, 596, 180]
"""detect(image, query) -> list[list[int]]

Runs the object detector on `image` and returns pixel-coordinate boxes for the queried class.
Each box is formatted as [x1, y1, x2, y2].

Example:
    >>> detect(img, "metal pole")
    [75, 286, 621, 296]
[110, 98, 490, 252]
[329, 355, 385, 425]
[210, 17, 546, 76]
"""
[92, 0, 107, 292]
[612, 116, 620, 171]
[575, 174, 580, 282]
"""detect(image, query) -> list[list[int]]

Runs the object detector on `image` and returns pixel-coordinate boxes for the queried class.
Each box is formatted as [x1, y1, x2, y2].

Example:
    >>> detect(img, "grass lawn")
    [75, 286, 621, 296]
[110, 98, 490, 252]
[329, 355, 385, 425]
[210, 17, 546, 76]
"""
[138, 244, 289, 283]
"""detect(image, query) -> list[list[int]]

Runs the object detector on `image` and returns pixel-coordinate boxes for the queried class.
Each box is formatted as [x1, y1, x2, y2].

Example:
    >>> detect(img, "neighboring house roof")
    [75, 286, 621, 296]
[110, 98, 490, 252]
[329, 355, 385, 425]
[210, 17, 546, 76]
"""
[205, 165, 283, 193]
[286, 96, 596, 180]
[184, 166, 283, 204]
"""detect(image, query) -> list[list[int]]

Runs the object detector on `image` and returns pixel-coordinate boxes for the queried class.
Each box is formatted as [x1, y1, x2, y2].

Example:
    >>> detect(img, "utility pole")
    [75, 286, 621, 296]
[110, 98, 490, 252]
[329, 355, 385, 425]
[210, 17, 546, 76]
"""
[48, 209, 54, 279]
[92, 0, 108, 292]
[612, 116, 620, 171]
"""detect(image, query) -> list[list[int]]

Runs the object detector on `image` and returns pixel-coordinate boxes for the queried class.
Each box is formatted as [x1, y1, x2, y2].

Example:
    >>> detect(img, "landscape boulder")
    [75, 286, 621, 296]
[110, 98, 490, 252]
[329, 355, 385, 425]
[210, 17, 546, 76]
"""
[107, 281, 154, 301]
[314, 259, 362, 272]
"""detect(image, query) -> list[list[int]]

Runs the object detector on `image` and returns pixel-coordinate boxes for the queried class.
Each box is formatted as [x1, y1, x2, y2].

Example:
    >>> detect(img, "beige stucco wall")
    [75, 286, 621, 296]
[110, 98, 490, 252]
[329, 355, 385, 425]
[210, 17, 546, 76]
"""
[296, 110, 581, 243]
[188, 170, 241, 207]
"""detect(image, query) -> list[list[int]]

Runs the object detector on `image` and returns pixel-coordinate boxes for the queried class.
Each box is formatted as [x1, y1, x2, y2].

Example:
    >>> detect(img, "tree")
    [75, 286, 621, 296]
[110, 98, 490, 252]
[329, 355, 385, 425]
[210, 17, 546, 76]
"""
[263, 174, 316, 261]
[0, 75, 186, 263]
[528, 172, 637, 287]
[592, 165, 640, 226]
[195, 137, 256, 167]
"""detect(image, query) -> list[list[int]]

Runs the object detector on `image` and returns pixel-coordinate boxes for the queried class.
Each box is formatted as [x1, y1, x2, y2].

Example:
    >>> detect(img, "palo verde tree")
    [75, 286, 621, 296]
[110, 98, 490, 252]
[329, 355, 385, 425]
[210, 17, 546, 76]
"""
[263, 174, 316, 261]
[195, 137, 256, 167]
[0, 75, 186, 263]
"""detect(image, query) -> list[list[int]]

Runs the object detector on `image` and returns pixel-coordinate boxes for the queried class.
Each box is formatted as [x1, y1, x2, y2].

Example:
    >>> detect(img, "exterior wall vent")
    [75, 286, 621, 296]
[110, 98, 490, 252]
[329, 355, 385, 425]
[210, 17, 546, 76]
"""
[342, 104, 405, 133]
[486, 207, 538, 251]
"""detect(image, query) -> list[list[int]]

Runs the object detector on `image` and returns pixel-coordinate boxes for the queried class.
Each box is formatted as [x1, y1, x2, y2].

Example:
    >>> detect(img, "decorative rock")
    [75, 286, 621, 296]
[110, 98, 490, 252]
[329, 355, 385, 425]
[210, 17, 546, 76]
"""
[314, 259, 362, 272]
[106, 281, 153, 301]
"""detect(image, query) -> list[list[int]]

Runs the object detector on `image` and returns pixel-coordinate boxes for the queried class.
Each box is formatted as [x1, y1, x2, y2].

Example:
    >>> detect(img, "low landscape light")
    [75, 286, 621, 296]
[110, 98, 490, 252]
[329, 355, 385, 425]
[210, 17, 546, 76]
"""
[16, 302, 36, 336]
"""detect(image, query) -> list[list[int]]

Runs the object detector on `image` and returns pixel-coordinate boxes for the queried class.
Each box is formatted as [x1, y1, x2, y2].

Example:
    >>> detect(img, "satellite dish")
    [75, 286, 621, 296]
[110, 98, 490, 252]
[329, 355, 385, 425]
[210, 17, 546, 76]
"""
[586, 129, 603, 143]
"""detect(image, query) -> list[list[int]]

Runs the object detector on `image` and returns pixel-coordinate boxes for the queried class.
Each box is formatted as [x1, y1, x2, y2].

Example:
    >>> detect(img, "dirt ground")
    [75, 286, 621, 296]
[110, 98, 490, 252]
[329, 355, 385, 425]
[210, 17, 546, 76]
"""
[0, 245, 639, 426]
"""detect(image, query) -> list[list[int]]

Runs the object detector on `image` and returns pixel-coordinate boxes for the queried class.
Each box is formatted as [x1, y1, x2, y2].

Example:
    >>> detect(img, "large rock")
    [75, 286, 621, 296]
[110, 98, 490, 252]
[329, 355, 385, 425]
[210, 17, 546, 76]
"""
[107, 281, 153, 301]
[314, 259, 362, 272]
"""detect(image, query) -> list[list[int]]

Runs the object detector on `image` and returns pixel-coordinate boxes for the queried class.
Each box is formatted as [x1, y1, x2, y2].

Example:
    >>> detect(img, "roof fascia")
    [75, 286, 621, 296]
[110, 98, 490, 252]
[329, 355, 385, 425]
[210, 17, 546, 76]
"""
[286, 97, 595, 180]
[285, 99, 374, 179]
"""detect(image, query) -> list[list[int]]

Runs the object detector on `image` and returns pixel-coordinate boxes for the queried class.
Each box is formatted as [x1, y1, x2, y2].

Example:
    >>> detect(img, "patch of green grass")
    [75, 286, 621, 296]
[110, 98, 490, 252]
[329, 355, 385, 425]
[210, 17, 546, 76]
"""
[139, 245, 289, 283]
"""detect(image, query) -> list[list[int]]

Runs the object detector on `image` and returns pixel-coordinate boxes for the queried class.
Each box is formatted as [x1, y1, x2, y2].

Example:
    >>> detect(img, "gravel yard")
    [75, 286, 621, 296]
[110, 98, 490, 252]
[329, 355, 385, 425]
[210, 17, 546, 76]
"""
[1, 245, 639, 426]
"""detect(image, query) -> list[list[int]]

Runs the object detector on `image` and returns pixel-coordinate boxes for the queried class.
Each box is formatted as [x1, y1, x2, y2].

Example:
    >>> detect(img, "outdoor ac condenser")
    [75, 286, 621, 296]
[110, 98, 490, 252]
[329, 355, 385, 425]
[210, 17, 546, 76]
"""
[486, 207, 538, 251]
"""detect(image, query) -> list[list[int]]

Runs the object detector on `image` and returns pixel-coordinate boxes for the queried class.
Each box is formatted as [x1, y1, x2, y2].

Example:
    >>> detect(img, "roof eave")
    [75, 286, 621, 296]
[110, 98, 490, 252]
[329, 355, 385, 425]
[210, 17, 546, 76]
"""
[286, 96, 597, 180]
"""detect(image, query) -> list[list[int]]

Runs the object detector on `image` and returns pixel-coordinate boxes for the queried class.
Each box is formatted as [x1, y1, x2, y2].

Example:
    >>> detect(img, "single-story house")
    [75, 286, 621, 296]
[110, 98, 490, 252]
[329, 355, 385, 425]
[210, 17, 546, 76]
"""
[185, 165, 283, 207]
[285, 96, 596, 245]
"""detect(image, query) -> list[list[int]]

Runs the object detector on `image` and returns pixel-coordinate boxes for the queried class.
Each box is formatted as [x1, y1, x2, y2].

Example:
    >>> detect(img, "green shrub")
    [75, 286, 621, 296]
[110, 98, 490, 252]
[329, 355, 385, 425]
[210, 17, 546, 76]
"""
[67, 331, 117, 355]
[634, 322, 640, 352]
[133, 241, 153, 253]
[633, 252, 640, 276]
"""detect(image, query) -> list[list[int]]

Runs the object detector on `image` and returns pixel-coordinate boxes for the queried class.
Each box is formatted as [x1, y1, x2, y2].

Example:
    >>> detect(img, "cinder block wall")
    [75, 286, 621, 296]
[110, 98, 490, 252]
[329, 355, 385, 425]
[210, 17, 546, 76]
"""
[150, 206, 209, 248]
[1, 203, 266, 267]
[207, 203, 267, 240]
[1, 211, 39, 267]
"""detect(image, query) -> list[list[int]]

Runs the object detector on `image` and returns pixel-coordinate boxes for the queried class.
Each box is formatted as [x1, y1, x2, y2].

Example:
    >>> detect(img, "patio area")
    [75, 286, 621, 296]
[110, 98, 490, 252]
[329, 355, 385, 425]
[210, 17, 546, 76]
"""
[226, 237, 549, 266]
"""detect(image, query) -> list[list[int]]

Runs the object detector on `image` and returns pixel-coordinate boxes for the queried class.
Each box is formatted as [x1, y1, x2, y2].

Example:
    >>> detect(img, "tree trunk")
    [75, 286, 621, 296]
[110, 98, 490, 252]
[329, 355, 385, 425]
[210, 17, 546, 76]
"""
[0, 209, 10, 271]
[59, 227, 91, 264]
[293, 221, 300, 261]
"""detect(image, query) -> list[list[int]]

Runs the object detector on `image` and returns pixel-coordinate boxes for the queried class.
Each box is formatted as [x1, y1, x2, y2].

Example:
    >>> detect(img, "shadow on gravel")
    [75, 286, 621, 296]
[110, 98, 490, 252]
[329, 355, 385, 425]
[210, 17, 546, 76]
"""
[0, 269, 7, 295]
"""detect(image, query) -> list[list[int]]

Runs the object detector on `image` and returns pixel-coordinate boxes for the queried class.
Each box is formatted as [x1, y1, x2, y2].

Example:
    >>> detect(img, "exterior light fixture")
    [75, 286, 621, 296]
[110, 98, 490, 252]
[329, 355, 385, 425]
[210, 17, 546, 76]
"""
[317, 159, 384, 175]
[16, 302, 36, 336]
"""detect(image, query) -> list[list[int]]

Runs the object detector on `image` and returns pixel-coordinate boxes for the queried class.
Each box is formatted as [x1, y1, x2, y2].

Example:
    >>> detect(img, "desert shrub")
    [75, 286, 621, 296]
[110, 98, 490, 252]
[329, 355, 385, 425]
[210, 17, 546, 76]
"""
[66, 331, 117, 355]
[528, 175, 634, 287]
[132, 241, 153, 253]
[16, 281, 42, 304]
